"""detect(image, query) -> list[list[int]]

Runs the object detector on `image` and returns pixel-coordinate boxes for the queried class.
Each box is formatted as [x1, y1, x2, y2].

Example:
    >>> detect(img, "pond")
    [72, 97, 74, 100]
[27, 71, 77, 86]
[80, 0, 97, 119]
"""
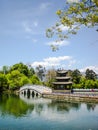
[0, 93, 98, 130]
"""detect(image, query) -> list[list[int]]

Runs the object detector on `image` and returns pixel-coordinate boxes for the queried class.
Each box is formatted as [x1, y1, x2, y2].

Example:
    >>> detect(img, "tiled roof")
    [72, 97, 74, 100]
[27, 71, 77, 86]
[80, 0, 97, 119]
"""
[56, 77, 71, 79]
[52, 81, 72, 85]
[57, 70, 68, 74]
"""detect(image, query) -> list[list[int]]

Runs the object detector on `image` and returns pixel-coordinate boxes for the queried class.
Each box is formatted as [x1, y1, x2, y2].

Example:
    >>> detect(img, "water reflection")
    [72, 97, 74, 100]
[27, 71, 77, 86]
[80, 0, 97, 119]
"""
[47, 100, 81, 112]
[86, 103, 96, 111]
[0, 94, 34, 117]
[0, 93, 98, 130]
[20, 94, 81, 113]
[0, 93, 97, 117]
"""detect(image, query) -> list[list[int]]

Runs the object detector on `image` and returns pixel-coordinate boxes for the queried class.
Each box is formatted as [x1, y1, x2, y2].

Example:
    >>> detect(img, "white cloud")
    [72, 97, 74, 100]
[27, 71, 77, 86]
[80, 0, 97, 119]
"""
[22, 23, 32, 33]
[67, 0, 79, 3]
[58, 25, 69, 31]
[23, 22, 32, 33]
[33, 21, 38, 27]
[31, 61, 49, 67]
[39, 2, 51, 10]
[80, 66, 98, 74]
[32, 39, 38, 43]
[44, 56, 71, 63]
[47, 40, 70, 47]
[68, 60, 77, 67]
[31, 56, 72, 68]
[22, 20, 39, 34]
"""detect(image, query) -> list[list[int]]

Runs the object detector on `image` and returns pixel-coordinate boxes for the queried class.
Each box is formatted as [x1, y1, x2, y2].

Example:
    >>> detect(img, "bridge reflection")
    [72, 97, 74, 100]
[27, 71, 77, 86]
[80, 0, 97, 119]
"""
[20, 94, 52, 105]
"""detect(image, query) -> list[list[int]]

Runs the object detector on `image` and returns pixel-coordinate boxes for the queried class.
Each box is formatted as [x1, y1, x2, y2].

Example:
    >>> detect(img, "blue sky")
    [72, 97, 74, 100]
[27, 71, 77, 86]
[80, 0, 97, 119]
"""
[0, 0, 98, 73]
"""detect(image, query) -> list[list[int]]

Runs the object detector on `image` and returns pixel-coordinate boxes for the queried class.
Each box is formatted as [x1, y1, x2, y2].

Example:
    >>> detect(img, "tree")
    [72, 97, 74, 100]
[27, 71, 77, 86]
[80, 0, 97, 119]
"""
[29, 67, 35, 76]
[85, 79, 95, 89]
[45, 69, 56, 87]
[94, 80, 98, 88]
[30, 74, 42, 85]
[2, 66, 9, 74]
[10, 63, 33, 77]
[0, 73, 8, 91]
[26, 64, 35, 77]
[71, 69, 82, 84]
[6, 70, 24, 90]
[85, 68, 97, 80]
[79, 76, 86, 88]
[46, 0, 98, 49]
[36, 65, 46, 81]
[20, 76, 31, 86]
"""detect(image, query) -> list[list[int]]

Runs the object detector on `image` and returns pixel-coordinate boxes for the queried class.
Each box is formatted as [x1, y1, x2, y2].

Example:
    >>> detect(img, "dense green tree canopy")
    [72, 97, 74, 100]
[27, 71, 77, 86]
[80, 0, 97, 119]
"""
[71, 69, 82, 84]
[0, 63, 41, 90]
[10, 63, 32, 77]
[46, 0, 98, 49]
[85, 68, 97, 80]
[0, 74, 8, 91]
[30, 74, 42, 85]
[6, 70, 24, 89]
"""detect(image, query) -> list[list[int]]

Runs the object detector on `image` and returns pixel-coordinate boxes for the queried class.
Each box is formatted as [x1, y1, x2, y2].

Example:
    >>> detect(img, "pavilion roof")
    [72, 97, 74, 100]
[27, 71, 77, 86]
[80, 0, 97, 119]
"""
[52, 81, 72, 85]
[55, 77, 71, 79]
[57, 70, 68, 74]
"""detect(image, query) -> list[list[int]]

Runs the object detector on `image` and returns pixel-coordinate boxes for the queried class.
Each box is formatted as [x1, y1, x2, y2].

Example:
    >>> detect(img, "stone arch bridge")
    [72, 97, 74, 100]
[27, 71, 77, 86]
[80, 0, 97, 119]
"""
[19, 85, 52, 98]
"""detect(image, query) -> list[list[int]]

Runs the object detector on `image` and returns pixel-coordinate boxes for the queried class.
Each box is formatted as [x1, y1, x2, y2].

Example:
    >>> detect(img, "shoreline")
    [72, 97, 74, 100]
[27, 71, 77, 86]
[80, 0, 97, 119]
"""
[42, 93, 98, 103]
[2, 90, 98, 103]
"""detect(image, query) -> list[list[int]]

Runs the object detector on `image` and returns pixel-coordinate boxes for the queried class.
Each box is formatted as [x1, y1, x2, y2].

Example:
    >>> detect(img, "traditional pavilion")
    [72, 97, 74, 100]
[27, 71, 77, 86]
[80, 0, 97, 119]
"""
[52, 69, 72, 93]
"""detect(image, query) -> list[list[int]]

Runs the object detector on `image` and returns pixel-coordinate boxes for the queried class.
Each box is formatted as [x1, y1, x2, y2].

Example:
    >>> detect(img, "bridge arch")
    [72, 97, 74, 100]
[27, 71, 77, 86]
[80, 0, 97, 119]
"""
[19, 85, 52, 98]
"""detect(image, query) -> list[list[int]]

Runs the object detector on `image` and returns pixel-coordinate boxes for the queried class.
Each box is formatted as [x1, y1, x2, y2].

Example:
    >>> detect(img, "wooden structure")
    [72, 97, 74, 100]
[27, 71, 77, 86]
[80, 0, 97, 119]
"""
[52, 70, 72, 93]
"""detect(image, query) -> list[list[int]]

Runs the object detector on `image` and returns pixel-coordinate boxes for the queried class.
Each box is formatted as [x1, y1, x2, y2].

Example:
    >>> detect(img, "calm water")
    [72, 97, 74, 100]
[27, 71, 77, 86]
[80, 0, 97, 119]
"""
[0, 94, 98, 130]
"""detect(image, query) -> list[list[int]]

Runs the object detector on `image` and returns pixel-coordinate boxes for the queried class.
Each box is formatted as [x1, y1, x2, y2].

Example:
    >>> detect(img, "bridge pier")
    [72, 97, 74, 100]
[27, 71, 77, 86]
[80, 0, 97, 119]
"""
[20, 89, 41, 98]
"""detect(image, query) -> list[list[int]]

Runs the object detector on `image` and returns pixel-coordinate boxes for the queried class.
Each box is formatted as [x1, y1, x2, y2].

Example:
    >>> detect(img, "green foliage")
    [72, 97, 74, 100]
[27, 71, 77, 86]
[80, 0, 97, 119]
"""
[94, 80, 98, 88]
[71, 69, 98, 89]
[0, 74, 8, 91]
[0, 94, 34, 117]
[85, 68, 97, 80]
[6, 70, 33, 90]
[20, 76, 31, 86]
[0, 63, 41, 91]
[71, 69, 82, 84]
[10, 62, 33, 77]
[84, 79, 98, 89]
[6, 70, 23, 90]
[46, 0, 98, 49]
[79, 77, 86, 88]
[29, 67, 35, 76]
[72, 83, 82, 89]
[30, 74, 42, 85]
[72, 78, 98, 89]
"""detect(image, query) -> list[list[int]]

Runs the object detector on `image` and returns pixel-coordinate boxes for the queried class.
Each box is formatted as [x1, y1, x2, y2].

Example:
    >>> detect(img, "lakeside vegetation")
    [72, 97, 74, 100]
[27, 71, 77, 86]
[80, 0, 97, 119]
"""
[0, 62, 98, 92]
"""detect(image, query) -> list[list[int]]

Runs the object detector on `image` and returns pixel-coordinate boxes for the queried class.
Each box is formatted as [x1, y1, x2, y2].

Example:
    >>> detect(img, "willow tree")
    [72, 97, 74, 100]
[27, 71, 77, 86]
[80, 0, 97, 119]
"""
[46, 0, 98, 50]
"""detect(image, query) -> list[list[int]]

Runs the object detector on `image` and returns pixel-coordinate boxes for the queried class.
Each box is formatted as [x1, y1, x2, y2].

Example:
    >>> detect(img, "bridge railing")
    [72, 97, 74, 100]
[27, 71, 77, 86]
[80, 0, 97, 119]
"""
[19, 85, 52, 94]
